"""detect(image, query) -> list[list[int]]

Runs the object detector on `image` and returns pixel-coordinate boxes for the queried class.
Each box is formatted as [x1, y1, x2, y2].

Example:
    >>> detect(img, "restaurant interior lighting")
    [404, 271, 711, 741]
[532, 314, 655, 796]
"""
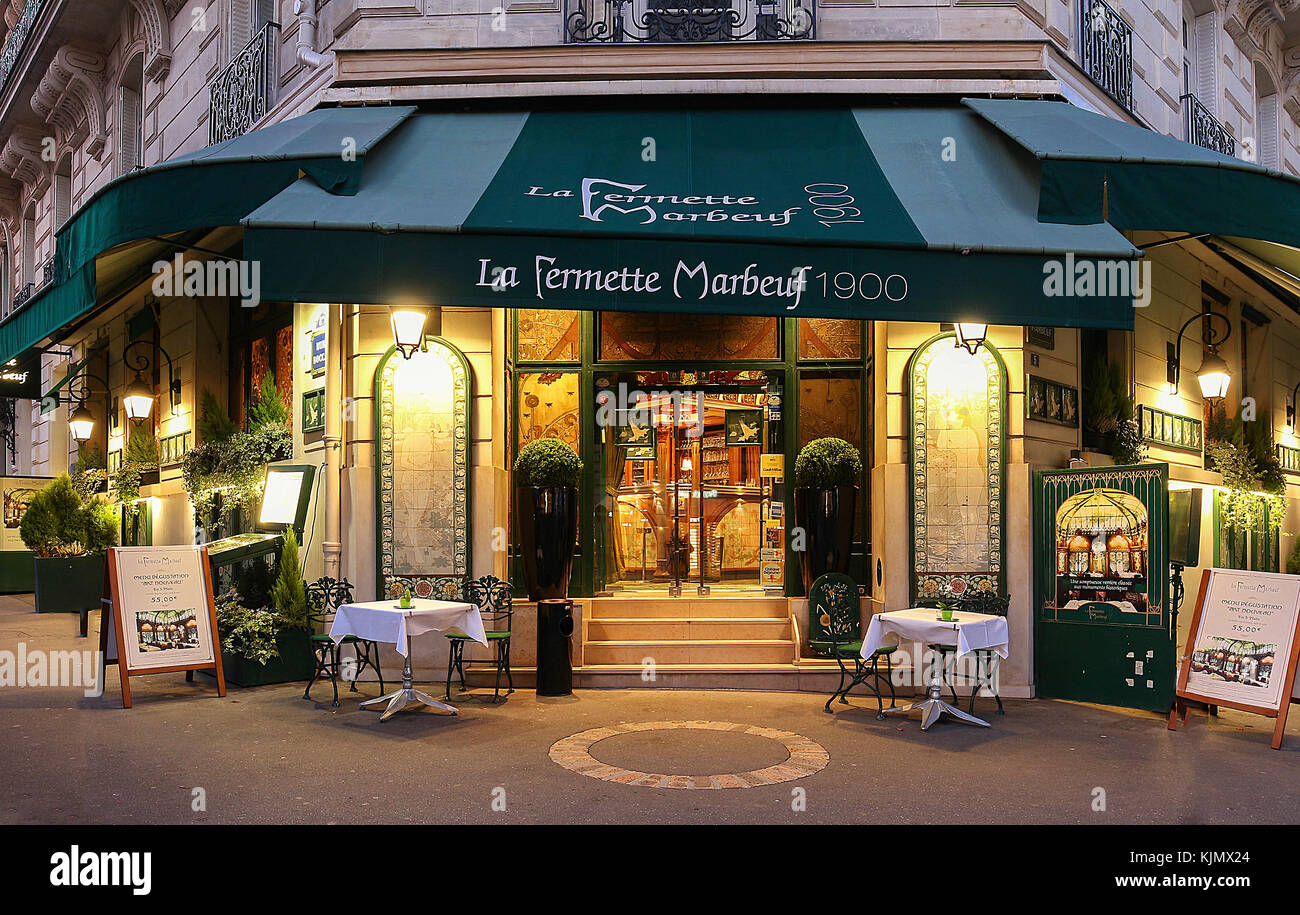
[68, 402, 95, 443]
[391, 308, 429, 360]
[953, 322, 988, 354]
[1167, 311, 1232, 402]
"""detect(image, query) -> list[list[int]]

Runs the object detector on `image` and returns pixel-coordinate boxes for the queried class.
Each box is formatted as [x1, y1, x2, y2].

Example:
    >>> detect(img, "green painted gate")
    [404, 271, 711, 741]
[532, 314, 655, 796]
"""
[1033, 465, 1173, 712]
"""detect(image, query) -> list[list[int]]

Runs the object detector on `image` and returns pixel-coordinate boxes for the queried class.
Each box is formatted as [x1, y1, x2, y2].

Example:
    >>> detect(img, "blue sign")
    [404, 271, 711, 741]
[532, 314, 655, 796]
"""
[310, 331, 326, 376]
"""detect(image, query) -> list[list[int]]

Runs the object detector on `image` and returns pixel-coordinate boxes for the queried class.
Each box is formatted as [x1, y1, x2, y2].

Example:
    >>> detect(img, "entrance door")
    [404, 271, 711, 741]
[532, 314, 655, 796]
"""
[597, 372, 782, 593]
[1034, 464, 1174, 712]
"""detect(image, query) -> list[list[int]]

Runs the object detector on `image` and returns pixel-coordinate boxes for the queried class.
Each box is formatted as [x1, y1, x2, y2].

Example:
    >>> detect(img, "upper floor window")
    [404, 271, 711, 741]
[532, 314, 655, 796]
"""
[230, 0, 276, 56]
[116, 54, 145, 177]
[53, 154, 72, 231]
[1253, 62, 1279, 170]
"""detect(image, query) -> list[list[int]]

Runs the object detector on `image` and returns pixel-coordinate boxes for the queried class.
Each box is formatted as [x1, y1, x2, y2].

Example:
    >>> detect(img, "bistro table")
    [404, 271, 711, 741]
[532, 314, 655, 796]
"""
[861, 608, 1010, 730]
[330, 599, 486, 721]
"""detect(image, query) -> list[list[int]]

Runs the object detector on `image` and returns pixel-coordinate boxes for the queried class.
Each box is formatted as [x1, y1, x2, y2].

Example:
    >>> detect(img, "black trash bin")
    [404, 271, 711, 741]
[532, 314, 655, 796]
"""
[536, 599, 574, 696]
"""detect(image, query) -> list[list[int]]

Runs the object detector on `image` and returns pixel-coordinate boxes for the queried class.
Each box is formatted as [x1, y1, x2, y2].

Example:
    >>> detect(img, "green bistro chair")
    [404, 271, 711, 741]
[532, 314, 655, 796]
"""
[808, 572, 897, 720]
[446, 575, 514, 702]
[925, 591, 1009, 717]
[304, 577, 384, 707]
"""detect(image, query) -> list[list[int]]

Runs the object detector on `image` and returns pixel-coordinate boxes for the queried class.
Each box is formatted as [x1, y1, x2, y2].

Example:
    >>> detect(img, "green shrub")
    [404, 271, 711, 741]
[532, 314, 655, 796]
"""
[198, 389, 238, 443]
[1287, 539, 1300, 575]
[794, 437, 862, 488]
[514, 438, 583, 488]
[271, 528, 308, 632]
[215, 589, 280, 664]
[18, 474, 118, 557]
[248, 373, 289, 429]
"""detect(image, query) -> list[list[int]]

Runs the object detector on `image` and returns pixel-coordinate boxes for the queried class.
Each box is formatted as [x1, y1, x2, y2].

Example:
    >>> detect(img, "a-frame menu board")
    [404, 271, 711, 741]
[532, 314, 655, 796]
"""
[101, 545, 226, 708]
[1169, 568, 1300, 749]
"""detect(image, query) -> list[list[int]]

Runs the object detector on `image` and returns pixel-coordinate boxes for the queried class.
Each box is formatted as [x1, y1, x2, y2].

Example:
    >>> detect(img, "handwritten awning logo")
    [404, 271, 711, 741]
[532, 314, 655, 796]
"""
[528, 177, 801, 227]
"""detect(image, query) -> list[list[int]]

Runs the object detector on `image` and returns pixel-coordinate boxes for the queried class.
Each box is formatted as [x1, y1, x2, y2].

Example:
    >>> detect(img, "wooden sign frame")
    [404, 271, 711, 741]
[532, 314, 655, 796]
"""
[1168, 569, 1300, 749]
[100, 545, 226, 709]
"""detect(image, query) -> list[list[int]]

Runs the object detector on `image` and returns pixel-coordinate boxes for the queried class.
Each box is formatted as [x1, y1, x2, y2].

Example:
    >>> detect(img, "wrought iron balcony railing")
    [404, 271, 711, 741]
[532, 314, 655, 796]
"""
[11, 282, 34, 312]
[1182, 93, 1235, 157]
[0, 0, 45, 98]
[209, 21, 280, 145]
[1077, 0, 1133, 114]
[564, 0, 815, 43]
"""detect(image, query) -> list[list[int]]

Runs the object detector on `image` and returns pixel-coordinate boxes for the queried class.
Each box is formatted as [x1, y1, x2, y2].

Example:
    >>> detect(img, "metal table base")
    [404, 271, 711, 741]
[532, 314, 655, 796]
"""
[360, 635, 458, 721]
[882, 680, 990, 730]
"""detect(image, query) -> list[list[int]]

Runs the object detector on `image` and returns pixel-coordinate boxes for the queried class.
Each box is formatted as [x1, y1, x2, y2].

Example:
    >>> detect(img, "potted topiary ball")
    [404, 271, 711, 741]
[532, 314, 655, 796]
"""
[793, 437, 862, 593]
[19, 474, 119, 614]
[514, 438, 583, 600]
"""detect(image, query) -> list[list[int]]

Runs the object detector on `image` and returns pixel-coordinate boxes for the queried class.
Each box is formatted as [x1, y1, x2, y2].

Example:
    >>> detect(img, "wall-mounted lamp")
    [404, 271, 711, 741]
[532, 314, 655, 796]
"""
[1287, 381, 1300, 435]
[391, 308, 429, 360]
[1166, 311, 1232, 403]
[953, 322, 989, 355]
[52, 363, 110, 445]
[68, 402, 95, 443]
[122, 340, 181, 424]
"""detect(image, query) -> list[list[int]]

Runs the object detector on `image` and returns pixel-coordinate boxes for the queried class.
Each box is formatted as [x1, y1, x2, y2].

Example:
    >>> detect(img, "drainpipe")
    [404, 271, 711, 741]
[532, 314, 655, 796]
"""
[293, 0, 333, 69]
[322, 303, 343, 580]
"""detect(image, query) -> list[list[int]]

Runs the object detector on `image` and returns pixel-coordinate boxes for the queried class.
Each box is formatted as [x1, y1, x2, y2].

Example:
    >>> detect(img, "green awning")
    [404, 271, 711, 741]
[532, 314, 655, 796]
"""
[0, 106, 415, 366]
[9, 98, 1300, 366]
[242, 105, 1142, 326]
[963, 97, 1300, 246]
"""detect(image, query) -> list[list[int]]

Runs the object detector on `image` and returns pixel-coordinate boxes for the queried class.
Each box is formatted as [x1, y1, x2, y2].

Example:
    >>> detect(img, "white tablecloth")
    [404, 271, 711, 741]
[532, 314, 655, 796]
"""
[861, 608, 1010, 660]
[330, 600, 487, 656]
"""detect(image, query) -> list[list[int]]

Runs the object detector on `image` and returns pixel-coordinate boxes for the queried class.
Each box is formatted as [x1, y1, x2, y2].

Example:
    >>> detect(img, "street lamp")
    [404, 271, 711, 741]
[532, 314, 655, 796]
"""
[953, 322, 988, 355]
[122, 340, 182, 423]
[68, 402, 95, 443]
[1167, 311, 1232, 403]
[1287, 380, 1300, 435]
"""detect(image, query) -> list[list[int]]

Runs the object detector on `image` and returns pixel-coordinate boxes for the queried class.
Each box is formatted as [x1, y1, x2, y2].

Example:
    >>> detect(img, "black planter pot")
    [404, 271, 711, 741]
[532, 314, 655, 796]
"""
[516, 485, 579, 601]
[794, 485, 858, 593]
[33, 555, 106, 613]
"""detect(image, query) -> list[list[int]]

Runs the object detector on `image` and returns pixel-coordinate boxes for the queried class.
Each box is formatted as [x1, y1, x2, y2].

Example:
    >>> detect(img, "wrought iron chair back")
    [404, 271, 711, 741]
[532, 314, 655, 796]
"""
[808, 572, 860, 654]
[306, 576, 355, 630]
[465, 575, 513, 631]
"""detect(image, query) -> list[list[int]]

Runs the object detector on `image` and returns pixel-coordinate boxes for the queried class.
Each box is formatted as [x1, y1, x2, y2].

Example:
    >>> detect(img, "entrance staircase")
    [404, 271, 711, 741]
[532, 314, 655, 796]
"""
[575, 595, 836, 689]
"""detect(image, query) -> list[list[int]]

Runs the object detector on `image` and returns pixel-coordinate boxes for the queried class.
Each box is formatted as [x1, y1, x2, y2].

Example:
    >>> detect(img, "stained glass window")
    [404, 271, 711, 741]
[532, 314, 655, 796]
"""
[599, 312, 779, 361]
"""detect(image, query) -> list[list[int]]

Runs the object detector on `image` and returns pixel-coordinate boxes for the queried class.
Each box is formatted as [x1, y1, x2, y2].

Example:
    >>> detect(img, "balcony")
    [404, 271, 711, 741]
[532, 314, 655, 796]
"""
[1077, 0, 1133, 114]
[0, 0, 45, 98]
[1182, 93, 1235, 157]
[209, 21, 280, 145]
[563, 0, 815, 43]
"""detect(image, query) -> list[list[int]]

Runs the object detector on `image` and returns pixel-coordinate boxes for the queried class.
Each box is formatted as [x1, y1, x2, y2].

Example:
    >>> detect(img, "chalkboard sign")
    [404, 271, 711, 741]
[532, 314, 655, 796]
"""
[1169, 568, 1300, 749]
[101, 545, 226, 708]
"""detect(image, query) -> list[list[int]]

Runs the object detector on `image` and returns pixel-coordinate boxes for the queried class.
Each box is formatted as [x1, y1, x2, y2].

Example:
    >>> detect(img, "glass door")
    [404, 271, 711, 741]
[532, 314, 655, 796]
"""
[599, 371, 782, 594]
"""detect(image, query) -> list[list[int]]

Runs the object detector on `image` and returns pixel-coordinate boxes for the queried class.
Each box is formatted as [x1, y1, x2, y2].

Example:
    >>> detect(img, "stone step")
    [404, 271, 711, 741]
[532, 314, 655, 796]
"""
[589, 597, 789, 620]
[582, 639, 796, 665]
[587, 617, 792, 641]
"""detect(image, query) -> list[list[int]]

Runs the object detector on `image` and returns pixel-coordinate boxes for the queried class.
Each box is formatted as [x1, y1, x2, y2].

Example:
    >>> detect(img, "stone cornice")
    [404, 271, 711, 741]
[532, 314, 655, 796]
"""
[334, 40, 1055, 88]
[30, 44, 106, 158]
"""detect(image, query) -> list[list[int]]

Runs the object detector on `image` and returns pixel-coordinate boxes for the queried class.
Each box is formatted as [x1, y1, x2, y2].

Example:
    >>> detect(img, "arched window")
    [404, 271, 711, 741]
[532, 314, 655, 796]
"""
[116, 53, 144, 176]
[908, 332, 1006, 601]
[1253, 62, 1279, 169]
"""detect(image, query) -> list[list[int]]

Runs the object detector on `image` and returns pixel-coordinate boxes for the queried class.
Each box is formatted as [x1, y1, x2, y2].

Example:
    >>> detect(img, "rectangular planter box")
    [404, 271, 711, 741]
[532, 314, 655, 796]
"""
[217, 629, 315, 687]
[0, 550, 35, 593]
[34, 555, 105, 613]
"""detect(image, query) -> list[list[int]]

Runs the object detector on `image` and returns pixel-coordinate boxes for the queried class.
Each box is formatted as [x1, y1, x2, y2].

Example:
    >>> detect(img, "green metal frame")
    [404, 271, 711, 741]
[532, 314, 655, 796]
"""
[1211, 490, 1280, 572]
[372, 335, 474, 601]
[508, 312, 871, 597]
[906, 331, 1008, 603]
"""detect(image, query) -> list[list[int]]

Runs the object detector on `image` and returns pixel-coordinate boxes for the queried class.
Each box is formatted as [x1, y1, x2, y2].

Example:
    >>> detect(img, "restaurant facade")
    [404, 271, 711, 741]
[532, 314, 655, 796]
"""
[0, 0, 1298, 704]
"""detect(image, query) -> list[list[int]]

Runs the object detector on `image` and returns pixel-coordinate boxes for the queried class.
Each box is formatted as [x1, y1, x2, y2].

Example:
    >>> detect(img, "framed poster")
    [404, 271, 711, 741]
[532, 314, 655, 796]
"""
[301, 388, 326, 433]
[0, 476, 50, 551]
[724, 409, 762, 446]
[103, 545, 226, 708]
[1170, 568, 1300, 748]
[1026, 375, 1079, 427]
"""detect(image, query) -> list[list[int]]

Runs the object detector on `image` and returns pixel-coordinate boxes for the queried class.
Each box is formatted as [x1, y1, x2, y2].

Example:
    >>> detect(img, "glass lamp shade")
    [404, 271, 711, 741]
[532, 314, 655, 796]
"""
[391, 308, 428, 359]
[953, 322, 988, 355]
[68, 404, 95, 443]
[1196, 351, 1232, 401]
[122, 374, 155, 423]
